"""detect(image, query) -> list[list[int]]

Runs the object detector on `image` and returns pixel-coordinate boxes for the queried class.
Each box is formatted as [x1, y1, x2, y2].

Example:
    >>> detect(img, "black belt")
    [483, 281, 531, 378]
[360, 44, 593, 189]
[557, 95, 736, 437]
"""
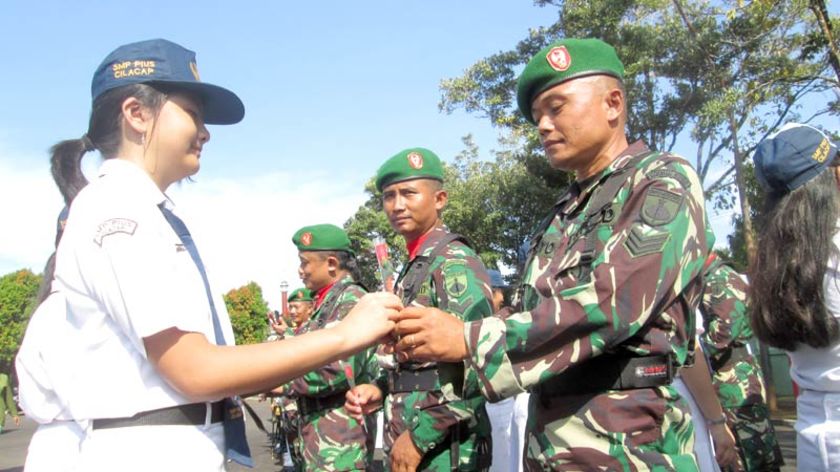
[537, 353, 676, 400]
[297, 391, 347, 417]
[388, 366, 440, 393]
[92, 401, 224, 430]
[709, 345, 751, 371]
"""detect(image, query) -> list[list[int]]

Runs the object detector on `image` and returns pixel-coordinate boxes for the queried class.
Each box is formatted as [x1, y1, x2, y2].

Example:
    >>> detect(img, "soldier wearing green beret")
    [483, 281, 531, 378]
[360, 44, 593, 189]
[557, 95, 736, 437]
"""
[281, 224, 379, 471]
[346, 147, 494, 471]
[389, 38, 716, 470]
[267, 287, 316, 472]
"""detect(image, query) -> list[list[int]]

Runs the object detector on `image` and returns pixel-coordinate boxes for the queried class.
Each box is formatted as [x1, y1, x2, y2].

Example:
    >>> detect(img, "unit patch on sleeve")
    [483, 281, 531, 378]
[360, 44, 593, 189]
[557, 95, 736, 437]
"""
[93, 218, 138, 246]
[640, 188, 684, 227]
[443, 260, 469, 299]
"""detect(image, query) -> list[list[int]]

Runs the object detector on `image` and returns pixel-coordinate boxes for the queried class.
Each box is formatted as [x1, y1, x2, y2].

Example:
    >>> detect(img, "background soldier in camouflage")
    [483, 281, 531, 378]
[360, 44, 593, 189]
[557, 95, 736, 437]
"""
[346, 148, 493, 471]
[390, 38, 715, 471]
[283, 225, 378, 471]
[269, 287, 316, 471]
[700, 255, 783, 471]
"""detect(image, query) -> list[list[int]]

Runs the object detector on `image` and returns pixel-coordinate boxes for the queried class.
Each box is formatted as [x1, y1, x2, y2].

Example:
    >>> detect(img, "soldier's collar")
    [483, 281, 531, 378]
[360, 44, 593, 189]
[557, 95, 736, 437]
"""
[412, 225, 450, 258]
[562, 141, 651, 213]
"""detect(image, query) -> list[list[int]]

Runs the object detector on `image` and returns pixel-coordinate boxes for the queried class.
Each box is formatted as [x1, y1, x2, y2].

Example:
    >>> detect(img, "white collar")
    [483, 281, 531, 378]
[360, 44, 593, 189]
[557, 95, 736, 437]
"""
[98, 159, 174, 209]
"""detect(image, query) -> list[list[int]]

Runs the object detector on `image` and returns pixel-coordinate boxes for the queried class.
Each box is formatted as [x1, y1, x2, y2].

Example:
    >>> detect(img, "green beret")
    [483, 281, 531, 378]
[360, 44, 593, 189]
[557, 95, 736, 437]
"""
[375, 147, 444, 192]
[516, 38, 625, 124]
[288, 288, 313, 302]
[292, 224, 353, 254]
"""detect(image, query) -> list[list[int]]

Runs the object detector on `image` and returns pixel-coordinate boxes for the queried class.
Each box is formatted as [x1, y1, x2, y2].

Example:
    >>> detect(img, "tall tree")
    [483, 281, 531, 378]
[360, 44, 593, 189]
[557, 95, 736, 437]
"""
[224, 282, 270, 345]
[0, 269, 41, 376]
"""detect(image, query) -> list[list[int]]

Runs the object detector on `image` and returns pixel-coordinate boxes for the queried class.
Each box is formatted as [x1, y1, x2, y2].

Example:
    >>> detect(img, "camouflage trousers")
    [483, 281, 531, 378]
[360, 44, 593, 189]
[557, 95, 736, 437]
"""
[297, 404, 376, 471]
[524, 386, 698, 471]
[383, 393, 492, 471]
[724, 403, 783, 472]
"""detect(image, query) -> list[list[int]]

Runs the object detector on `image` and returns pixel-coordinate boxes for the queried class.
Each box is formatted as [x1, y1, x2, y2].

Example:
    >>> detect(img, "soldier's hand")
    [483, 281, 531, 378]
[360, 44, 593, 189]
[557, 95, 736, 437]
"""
[391, 307, 468, 363]
[344, 383, 383, 421]
[391, 431, 423, 472]
[337, 292, 402, 349]
[710, 422, 740, 470]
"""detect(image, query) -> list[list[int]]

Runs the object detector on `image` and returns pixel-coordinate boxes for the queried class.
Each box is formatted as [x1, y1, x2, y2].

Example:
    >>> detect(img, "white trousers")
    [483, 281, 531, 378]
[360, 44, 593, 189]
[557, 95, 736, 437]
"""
[796, 390, 840, 472]
[24, 421, 85, 472]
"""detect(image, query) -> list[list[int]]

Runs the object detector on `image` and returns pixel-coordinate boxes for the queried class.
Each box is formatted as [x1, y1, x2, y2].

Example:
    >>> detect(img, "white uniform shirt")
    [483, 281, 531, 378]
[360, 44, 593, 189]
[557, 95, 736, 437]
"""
[789, 227, 840, 393]
[46, 158, 235, 420]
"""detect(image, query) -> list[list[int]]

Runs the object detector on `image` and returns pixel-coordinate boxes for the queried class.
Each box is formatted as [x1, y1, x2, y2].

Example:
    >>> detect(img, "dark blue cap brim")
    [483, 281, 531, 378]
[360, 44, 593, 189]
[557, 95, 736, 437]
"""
[148, 80, 244, 125]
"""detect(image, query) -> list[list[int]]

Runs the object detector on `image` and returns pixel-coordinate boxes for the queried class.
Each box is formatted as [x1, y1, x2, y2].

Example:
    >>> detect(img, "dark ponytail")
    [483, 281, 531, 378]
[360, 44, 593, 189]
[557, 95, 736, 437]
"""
[49, 83, 167, 205]
[40, 84, 168, 302]
[750, 169, 840, 351]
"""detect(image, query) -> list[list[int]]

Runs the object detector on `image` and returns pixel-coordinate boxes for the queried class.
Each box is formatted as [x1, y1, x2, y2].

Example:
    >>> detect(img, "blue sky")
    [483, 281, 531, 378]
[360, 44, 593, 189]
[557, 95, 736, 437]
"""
[1, 1, 837, 308]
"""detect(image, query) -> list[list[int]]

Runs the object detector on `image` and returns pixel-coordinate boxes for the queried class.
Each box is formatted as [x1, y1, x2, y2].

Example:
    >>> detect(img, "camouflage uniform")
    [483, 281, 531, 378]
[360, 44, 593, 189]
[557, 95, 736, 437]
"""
[378, 225, 494, 471]
[699, 258, 783, 471]
[464, 142, 713, 471]
[285, 275, 378, 471]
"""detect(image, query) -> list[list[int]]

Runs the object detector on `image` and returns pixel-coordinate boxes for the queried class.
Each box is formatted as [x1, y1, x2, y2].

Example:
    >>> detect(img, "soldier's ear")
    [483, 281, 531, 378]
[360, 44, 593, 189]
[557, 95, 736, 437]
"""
[434, 189, 448, 212]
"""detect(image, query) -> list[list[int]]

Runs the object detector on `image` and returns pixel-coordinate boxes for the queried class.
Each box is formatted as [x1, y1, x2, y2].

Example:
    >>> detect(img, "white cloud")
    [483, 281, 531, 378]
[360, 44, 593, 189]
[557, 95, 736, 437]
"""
[0, 151, 367, 310]
[168, 170, 366, 310]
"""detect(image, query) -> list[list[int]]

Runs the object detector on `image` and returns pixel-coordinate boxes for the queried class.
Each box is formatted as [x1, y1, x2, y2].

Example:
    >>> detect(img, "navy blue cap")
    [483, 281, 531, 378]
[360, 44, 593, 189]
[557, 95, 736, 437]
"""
[487, 270, 507, 289]
[91, 39, 244, 125]
[754, 123, 838, 194]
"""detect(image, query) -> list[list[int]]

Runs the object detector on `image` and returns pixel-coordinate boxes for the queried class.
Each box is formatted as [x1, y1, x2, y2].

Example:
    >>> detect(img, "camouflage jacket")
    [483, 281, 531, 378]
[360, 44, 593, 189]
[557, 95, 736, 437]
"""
[378, 225, 494, 469]
[699, 257, 766, 408]
[464, 141, 713, 470]
[285, 275, 378, 471]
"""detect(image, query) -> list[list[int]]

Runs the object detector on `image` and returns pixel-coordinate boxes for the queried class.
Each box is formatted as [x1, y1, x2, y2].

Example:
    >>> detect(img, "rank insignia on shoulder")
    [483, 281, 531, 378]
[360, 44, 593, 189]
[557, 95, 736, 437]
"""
[624, 225, 670, 258]
[640, 188, 684, 227]
[93, 218, 138, 246]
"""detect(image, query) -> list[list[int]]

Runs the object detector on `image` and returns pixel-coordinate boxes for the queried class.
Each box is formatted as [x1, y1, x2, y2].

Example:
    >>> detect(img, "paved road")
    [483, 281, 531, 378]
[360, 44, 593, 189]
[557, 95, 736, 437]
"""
[1, 398, 797, 471]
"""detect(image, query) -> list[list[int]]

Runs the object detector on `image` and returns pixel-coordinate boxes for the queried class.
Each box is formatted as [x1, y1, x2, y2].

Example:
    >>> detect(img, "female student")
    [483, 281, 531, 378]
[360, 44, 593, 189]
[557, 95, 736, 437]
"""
[750, 123, 840, 471]
[16, 38, 399, 471]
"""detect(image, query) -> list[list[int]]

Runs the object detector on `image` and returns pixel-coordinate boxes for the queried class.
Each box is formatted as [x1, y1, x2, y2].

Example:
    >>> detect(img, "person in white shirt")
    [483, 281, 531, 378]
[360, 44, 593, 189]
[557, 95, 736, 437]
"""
[15, 38, 400, 472]
[750, 122, 840, 472]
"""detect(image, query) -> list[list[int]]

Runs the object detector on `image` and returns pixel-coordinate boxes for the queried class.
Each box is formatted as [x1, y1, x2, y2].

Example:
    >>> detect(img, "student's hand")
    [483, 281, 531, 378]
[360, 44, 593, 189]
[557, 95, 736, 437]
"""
[710, 421, 740, 470]
[391, 307, 468, 362]
[344, 384, 383, 421]
[391, 431, 423, 472]
[337, 292, 402, 349]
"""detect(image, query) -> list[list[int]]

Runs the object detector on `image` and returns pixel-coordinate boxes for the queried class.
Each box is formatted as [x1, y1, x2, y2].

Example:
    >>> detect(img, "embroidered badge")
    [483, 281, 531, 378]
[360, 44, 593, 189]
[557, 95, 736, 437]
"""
[813, 138, 830, 163]
[640, 188, 684, 227]
[623, 225, 670, 258]
[93, 218, 138, 246]
[443, 260, 469, 299]
[301, 232, 313, 246]
[546, 46, 572, 72]
[407, 152, 424, 169]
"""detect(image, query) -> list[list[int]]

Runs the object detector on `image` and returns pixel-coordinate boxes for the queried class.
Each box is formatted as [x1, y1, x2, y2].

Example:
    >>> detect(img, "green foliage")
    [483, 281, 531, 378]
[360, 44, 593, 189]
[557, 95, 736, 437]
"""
[439, 0, 837, 265]
[223, 282, 269, 345]
[0, 269, 41, 375]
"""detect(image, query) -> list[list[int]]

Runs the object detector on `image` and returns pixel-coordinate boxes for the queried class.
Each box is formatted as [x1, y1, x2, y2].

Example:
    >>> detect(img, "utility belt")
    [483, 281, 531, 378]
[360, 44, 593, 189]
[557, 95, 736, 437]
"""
[709, 345, 751, 372]
[388, 365, 441, 393]
[297, 391, 348, 417]
[92, 401, 224, 430]
[536, 353, 676, 405]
